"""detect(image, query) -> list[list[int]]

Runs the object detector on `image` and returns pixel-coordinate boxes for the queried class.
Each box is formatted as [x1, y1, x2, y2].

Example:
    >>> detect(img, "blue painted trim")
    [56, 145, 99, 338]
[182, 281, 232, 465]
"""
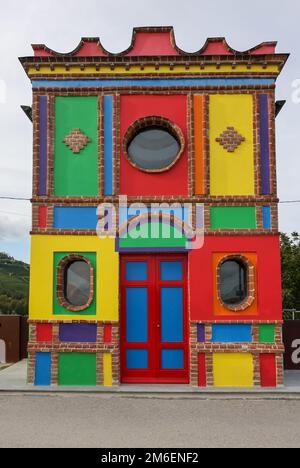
[212, 324, 252, 343]
[104, 96, 113, 196]
[262, 206, 271, 229]
[53, 207, 97, 229]
[32, 78, 275, 89]
[35, 352, 51, 386]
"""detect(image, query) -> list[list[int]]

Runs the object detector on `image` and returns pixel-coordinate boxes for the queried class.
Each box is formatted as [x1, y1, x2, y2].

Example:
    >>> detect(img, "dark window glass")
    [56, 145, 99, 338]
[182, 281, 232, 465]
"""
[127, 126, 180, 170]
[64, 261, 91, 307]
[220, 260, 247, 305]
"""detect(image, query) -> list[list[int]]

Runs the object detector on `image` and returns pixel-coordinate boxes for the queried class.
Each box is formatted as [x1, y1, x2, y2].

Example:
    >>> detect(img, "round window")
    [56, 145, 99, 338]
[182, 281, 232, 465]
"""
[219, 260, 247, 306]
[127, 126, 181, 171]
[64, 260, 91, 307]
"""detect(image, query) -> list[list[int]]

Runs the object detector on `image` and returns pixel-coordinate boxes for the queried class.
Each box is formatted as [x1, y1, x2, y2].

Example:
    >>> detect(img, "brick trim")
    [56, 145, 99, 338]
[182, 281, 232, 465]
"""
[216, 255, 255, 312]
[122, 115, 186, 173]
[56, 254, 94, 312]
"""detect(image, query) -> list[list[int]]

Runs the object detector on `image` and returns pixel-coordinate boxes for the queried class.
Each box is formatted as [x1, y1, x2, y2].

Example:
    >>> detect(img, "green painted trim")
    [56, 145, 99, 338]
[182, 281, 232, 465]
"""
[58, 352, 96, 386]
[54, 97, 99, 196]
[119, 222, 187, 248]
[53, 252, 96, 316]
[259, 324, 275, 343]
[210, 206, 257, 229]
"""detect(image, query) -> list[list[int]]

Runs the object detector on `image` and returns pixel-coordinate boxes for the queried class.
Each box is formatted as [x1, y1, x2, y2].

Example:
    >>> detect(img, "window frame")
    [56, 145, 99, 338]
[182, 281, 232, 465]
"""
[123, 115, 185, 173]
[56, 254, 94, 312]
[217, 255, 255, 312]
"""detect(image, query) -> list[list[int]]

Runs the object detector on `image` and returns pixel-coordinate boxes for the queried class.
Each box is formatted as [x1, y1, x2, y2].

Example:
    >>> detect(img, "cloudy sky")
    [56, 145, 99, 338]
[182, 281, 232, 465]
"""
[0, 0, 299, 262]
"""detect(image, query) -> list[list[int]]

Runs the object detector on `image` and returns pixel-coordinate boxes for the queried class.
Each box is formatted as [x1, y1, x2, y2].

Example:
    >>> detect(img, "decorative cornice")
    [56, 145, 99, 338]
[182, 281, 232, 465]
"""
[19, 27, 289, 79]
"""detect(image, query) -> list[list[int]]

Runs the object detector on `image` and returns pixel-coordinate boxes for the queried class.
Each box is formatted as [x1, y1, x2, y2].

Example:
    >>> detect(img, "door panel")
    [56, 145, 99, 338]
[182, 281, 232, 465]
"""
[121, 254, 189, 383]
[161, 287, 183, 342]
[126, 288, 148, 343]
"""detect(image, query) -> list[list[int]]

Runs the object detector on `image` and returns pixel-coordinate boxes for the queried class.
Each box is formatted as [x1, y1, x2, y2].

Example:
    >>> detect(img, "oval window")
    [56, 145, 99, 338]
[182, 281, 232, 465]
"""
[64, 260, 91, 307]
[220, 260, 247, 306]
[127, 126, 181, 171]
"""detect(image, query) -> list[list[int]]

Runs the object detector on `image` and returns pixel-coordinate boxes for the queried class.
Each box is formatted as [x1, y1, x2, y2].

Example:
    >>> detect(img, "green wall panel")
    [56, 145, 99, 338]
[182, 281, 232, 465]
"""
[54, 97, 98, 196]
[119, 222, 187, 249]
[53, 252, 96, 316]
[58, 353, 96, 386]
[259, 324, 275, 343]
[210, 207, 256, 229]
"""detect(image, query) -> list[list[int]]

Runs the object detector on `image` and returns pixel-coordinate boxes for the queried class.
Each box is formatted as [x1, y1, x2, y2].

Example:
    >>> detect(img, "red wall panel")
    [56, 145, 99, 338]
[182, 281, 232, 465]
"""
[36, 323, 53, 343]
[260, 354, 277, 387]
[198, 353, 207, 387]
[38, 206, 47, 228]
[189, 236, 282, 321]
[120, 95, 188, 196]
[103, 324, 112, 343]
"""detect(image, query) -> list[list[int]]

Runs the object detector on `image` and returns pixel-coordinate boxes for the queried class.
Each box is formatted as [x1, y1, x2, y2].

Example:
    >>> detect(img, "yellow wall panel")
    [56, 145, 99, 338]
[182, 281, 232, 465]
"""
[213, 353, 254, 387]
[103, 352, 113, 387]
[29, 235, 119, 322]
[209, 94, 255, 196]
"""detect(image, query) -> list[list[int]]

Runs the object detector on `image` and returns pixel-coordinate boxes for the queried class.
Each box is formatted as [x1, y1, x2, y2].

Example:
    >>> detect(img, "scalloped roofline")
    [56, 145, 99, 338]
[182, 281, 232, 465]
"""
[30, 26, 279, 58]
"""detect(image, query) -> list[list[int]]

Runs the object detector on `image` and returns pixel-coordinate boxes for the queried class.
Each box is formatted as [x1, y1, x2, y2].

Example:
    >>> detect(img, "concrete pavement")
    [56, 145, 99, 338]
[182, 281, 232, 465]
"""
[0, 392, 300, 447]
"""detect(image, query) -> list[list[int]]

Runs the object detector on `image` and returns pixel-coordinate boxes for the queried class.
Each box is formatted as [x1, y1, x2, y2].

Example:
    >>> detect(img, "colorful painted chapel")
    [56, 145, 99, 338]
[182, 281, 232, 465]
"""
[20, 27, 288, 388]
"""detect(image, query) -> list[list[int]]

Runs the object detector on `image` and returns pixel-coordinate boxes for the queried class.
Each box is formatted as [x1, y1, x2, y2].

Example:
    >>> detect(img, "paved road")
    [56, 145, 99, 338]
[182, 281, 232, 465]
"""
[0, 393, 300, 448]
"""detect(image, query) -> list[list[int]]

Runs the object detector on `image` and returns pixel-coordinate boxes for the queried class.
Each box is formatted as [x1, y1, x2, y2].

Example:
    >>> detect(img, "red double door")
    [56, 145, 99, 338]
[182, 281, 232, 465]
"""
[120, 254, 189, 384]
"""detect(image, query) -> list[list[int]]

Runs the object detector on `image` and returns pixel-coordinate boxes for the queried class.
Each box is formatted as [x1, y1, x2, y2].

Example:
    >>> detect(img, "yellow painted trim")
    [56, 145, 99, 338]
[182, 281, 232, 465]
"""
[213, 353, 254, 387]
[209, 94, 255, 196]
[29, 235, 119, 321]
[103, 352, 113, 387]
[28, 64, 280, 76]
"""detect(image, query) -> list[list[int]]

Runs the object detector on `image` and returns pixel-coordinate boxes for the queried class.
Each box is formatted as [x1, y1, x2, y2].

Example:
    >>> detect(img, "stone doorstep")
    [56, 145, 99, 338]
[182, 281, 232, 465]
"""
[0, 361, 300, 397]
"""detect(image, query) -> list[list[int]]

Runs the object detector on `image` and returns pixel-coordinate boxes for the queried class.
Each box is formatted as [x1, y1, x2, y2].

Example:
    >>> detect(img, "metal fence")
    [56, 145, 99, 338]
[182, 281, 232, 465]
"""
[283, 309, 300, 321]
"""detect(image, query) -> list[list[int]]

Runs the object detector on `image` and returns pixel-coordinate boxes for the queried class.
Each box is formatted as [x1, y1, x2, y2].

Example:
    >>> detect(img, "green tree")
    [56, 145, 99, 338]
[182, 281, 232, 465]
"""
[280, 232, 300, 310]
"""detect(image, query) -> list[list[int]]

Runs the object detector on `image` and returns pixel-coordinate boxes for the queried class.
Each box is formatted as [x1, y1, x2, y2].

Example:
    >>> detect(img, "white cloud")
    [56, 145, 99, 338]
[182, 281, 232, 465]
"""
[0, 214, 30, 241]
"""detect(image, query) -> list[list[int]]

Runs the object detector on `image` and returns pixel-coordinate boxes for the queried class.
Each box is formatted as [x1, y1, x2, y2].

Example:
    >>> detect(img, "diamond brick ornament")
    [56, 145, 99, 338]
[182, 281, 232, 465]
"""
[216, 127, 245, 153]
[63, 128, 91, 154]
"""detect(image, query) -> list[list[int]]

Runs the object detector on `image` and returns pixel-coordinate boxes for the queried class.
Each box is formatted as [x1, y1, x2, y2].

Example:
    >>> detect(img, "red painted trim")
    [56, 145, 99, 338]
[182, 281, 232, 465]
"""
[198, 354, 207, 387]
[260, 354, 277, 387]
[36, 323, 53, 343]
[103, 324, 112, 343]
[38, 206, 47, 228]
[31, 29, 277, 57]
[120, 254, 189, 384]
[127, 32, 179, 56]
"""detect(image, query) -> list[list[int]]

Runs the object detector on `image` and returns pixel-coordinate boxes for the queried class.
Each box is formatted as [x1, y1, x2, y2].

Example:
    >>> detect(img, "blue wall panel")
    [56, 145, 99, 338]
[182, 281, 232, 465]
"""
[262, 206, 271, 229]
[126, 349, 148, 369]
[53, 207, 97, 229]
[161, 287, 183, 342]
[126, 287, 148, 342]
[104, 95, 113, 196]
[162, 349, 184, 369]
[35, 352, 51, 386]
[212, 324, 252, 343]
